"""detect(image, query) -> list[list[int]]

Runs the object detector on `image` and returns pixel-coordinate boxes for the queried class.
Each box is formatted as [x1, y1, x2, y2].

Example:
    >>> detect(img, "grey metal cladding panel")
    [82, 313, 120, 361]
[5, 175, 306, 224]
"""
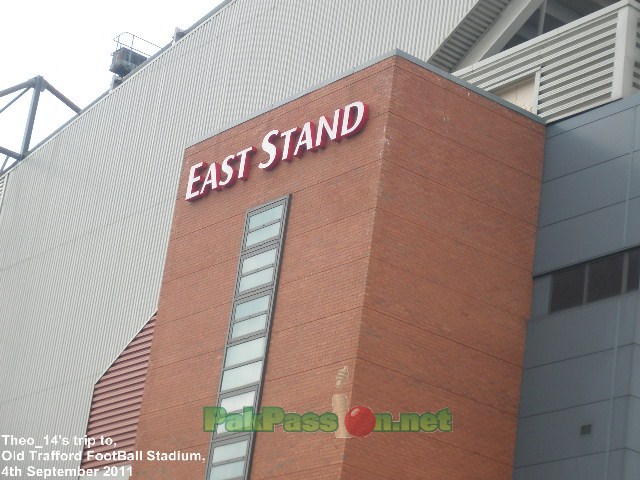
[545, 92, 640, 139]
[534, 202, 626, 273]
[631, 151, 640, 198]
[519, 348, 622, 416]
[635, 104, 640, 152]
[515, 398, 639, 476]
[626, 197, 640, 247]
[530, 275, 551, 319]
[615, 345, 640, 399]
[515, 400, 610, 468]
[617, 395, 640, 453]
[619, 449, 640, 480]
[523, 295, 640, 369]
[542, 108, 634, 182]
[538, 155, 631, 227]
[513, 449, 639, 480]
[600, 448, 640, 480]
[513, 452, 608, 480]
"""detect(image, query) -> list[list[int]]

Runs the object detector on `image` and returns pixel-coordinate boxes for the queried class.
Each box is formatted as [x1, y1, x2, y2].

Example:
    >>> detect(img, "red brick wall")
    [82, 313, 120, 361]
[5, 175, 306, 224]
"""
[132, 56, 544, 480]
[131, 58, 394, 480]
[345, 58, 544, 479]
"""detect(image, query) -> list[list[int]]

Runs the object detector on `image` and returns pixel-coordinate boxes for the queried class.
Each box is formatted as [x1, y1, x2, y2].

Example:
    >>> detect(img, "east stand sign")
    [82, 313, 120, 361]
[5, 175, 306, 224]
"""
[185, 101, 369, 201]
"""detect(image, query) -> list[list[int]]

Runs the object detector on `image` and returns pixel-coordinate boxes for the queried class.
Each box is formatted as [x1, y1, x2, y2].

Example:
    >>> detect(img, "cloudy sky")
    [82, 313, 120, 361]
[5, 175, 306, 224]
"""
[1, 0, 224, 166]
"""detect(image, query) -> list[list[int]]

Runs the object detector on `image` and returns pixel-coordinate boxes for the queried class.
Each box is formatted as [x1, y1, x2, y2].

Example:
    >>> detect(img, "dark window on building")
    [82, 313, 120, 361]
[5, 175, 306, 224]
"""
[550, 265, 585, 313]
[587, 254, 623, 303]
[629, 249, 640, 292]
[549, 247, 640, 314]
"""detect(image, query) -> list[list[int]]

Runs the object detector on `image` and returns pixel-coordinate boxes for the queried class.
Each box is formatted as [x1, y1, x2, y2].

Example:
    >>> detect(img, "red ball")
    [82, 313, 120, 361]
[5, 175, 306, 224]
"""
[344, 406, 376, 437]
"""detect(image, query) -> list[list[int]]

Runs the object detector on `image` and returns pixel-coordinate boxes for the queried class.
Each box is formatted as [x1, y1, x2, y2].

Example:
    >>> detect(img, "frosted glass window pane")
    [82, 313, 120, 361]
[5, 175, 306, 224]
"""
[220, 391, 256, 413]
[217, 422, 228, 434]
[245, 222, 280, 248]
[238, 267, 274, 293]
[241, 249, 277, 274]
[216, 390, 254, 433]
[224, 337, 266, 368]
[221, 361, 263, 391]
[209, 460, 244, 480]
[212, 440, 248, 464]
[249, 205, 283, 230]
[234, 295, 269, 320]
[232, 315, 267, 338]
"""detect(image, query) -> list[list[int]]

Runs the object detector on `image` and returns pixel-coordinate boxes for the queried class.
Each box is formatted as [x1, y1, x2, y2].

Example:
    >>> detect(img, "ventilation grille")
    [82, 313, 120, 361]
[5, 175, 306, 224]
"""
[580, 424, 592, 436]
[456, 9, 620, 121]
[430, 0, 510, 72]
[81, 315, 156, 470]
[633, 20, 640, 91]
[633, 61, 640, 91]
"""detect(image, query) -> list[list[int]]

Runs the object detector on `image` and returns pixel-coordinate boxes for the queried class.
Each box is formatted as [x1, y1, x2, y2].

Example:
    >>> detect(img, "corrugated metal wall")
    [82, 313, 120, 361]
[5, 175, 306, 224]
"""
[81, 315, 155, 471]
[0, 0, 478, 477]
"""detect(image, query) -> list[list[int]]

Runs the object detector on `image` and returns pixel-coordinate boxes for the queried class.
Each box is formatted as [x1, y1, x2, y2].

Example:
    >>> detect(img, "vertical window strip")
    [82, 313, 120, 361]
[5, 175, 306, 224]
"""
[206, 195, 290, 480]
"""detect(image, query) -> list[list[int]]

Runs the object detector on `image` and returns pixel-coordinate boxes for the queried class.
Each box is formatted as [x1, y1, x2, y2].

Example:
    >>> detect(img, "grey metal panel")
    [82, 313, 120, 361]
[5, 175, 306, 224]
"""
[618, 395, 640, 453]
[618, 449, 640, 480]
[534, 92, 640, 273]
[515, 399, 611, 467]
[625, 196, 640, 246]
[613, 345, 640, 398]
[534, 202, 627, 273]
[514, 399, 640, 477]
[519, 350, 616, 417]
[631, 150, 640, 198]
[522, 89, 640, 478]
[530, 275, 551, 319]
[514, 448, 640, 479]
[514, 452, 608, 480]
[520, 341, 639, 412]
[523, 295, 639, 369]
[0, 0, 479, 476]
[542, 108, 634, 182]
[545, 94, 640, 139]
[538, 155, 631, 227]
[635, 103, 640, 151]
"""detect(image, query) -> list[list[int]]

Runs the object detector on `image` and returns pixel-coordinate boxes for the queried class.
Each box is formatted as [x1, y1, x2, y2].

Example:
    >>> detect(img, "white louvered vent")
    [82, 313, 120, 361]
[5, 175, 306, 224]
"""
[430, 0, 510, 72]
[455, 8, 621, 121]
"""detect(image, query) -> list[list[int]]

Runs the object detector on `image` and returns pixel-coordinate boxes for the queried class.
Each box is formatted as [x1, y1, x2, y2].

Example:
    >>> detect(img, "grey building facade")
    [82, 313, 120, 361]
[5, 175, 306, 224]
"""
[515, 95, 640, 479]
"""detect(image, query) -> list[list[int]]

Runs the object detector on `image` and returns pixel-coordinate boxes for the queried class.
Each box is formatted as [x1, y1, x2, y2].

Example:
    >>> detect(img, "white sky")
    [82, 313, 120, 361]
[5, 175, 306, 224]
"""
[1, 0, 225, 167]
